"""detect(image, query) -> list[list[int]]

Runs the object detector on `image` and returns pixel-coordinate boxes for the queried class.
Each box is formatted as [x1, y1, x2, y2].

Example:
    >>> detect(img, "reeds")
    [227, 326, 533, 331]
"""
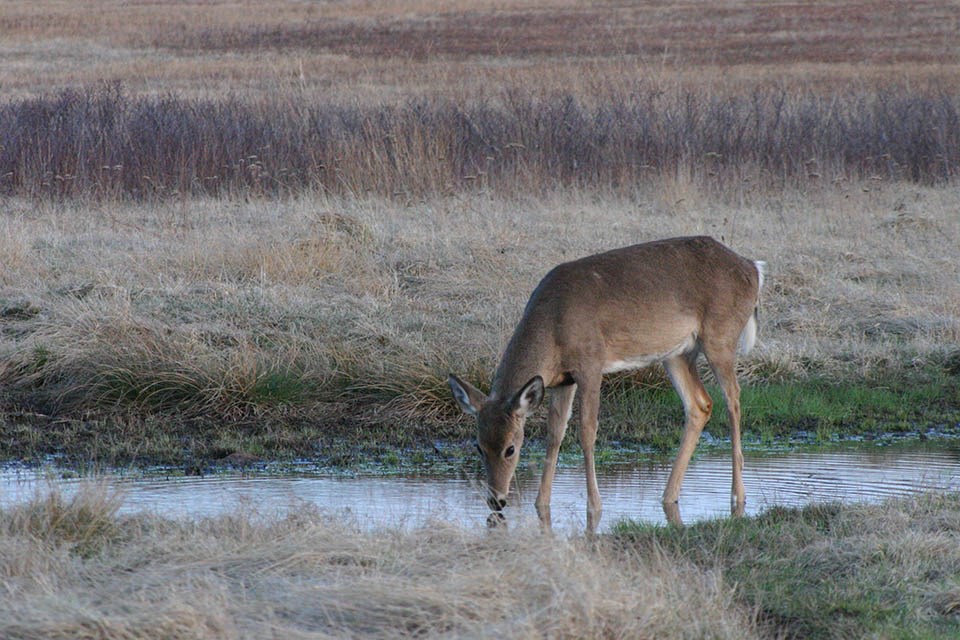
[2, 82, 957, 201]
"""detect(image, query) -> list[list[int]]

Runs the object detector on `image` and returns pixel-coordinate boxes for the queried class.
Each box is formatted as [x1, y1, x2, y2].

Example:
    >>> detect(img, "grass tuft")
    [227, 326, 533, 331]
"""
[1, 481, 124, 558]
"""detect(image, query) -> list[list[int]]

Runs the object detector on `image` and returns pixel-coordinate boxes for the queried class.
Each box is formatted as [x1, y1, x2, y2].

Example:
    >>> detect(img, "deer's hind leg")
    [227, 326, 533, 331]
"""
[707, 350, 746, 517]
[662, 352, 713, 509]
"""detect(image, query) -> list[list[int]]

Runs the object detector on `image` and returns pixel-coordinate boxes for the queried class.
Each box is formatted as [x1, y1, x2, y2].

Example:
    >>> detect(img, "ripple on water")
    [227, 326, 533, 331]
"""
[2, 443, 959, 532]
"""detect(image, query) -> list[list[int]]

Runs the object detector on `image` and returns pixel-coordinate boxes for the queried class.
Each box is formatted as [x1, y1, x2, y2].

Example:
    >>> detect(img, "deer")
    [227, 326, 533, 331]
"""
[448, 236, 765, 532]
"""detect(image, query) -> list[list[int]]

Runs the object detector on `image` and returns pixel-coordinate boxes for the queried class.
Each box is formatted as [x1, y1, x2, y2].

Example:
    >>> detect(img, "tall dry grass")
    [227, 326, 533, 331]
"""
[0, 483, 760, 639]
[2, 83, 957, 200]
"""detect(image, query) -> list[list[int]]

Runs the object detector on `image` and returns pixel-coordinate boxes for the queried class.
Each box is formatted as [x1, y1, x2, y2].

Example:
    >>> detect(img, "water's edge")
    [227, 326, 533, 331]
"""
[3, 440, 959, 532]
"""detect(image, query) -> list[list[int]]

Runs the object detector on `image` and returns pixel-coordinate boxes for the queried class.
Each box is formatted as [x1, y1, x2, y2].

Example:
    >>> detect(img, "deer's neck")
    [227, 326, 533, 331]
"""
[490, 319, 557, 400]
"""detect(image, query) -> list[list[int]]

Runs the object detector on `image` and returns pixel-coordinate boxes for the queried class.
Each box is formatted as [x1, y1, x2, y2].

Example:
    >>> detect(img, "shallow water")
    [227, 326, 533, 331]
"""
[3, 442, 959, 532]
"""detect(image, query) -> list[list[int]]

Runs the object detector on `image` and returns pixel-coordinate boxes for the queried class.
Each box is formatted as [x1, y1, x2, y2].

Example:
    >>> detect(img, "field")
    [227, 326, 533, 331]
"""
[1, 0, 958, 467]
[2, 1, 960, 638]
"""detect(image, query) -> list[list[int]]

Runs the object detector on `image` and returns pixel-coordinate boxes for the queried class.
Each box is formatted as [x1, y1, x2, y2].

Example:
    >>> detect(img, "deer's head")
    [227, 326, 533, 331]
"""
[448, 374, 544, 513]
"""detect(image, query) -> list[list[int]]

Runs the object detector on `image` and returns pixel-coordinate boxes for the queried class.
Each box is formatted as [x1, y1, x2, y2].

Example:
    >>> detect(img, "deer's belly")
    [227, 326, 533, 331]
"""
[602, 334, 697, 374]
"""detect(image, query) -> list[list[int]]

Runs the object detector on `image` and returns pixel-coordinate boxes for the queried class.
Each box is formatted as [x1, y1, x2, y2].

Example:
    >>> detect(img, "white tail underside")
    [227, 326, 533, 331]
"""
[738, 313, 758, 355]
[737, 260, 766, 355]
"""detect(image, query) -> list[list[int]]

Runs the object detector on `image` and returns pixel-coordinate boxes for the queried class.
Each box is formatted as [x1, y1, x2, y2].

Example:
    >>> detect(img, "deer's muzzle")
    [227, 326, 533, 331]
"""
[487, 495, 507, 511]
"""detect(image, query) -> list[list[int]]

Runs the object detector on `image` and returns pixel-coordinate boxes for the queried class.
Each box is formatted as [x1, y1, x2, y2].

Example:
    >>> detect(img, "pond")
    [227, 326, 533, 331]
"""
[3, 441, 959, 532]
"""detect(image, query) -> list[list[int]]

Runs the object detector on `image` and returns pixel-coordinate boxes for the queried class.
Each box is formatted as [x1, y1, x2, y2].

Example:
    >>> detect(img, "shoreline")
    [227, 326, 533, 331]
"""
[3, 365, 957, 471]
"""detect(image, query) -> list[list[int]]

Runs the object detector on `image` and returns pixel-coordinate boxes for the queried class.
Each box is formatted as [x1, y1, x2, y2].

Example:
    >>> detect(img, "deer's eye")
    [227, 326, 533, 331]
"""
[504, 445, 516, 458]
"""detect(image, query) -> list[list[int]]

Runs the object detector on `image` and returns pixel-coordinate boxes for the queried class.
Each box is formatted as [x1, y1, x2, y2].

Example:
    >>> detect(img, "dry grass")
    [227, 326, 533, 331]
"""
[4, 83, 957, 200]
[0, 483, 760, 639]
[3, 2, 958, 204]
[1, 183, 957, 424]
[4, 483, 960, 639]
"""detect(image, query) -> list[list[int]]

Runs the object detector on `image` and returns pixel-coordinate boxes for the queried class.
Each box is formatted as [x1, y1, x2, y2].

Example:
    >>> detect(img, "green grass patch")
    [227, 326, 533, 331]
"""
[598, 367, 960, 450]
[740, 374, 957, 436]
[248, 369, 312, 405]
[611, 494, 960, 638]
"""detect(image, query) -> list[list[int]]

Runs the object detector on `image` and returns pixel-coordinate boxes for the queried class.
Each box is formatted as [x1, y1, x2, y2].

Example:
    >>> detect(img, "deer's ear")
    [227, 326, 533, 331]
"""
[448, 374, 487, 417]
[511, 376, 544, 416]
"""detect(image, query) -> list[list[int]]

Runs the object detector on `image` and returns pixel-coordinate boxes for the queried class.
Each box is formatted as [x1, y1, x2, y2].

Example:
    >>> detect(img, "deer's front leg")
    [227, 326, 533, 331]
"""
[536, 384, 576, 531]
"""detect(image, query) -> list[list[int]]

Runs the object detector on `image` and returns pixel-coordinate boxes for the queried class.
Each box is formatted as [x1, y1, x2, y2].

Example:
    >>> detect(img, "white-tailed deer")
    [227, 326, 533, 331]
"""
[449, 236, 765, 532]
